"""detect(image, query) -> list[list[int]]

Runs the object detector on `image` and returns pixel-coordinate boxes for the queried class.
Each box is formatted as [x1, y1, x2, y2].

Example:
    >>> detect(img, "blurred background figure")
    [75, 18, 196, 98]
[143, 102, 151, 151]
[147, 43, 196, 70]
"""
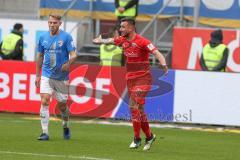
[100, 26, 124, 66]
[115, 0, 139, 27]
[0, 23, 24, 61]
[200, 29, 229, 72]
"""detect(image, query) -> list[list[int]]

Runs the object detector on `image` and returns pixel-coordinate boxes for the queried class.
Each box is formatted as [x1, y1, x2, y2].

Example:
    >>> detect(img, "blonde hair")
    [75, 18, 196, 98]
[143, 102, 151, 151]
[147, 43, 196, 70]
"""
[49, 14, 62, 20]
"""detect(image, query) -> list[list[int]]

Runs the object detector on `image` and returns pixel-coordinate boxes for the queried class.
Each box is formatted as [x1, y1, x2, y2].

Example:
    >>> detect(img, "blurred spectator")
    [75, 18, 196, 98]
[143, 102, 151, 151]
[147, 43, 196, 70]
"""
[0, 23, 24, 61]
[115, 0, 139, 26]
[200, 29, 229, 72]
[100, 27, 123, 66]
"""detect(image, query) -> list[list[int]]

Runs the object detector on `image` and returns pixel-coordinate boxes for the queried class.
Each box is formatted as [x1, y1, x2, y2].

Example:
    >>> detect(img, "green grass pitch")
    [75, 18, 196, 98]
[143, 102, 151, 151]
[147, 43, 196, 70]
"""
[0, 112, 240, 160]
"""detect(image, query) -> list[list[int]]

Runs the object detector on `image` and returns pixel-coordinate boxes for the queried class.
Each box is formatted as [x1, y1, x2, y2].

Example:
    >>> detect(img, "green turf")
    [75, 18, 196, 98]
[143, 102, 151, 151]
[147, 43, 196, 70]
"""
[0, 113, 239, 160]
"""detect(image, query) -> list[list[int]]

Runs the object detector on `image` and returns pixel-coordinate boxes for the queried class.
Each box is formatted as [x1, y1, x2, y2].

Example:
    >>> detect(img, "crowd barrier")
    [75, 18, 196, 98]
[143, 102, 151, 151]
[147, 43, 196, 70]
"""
[1, 61, 240, 126]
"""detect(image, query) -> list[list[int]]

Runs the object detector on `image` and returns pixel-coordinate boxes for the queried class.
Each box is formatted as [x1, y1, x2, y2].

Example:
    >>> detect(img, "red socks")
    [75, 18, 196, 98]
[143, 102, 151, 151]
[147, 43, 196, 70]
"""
[131, 109, 152, 139]
[141, 112, 152, 138]
[130, 109, 141, 139]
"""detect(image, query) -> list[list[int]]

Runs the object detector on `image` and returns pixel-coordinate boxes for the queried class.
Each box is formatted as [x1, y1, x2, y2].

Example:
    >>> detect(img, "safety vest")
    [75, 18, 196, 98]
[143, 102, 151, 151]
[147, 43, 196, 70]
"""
[115, 0, 136, 17]
[203, 43, 227, 71]
[100, 44, 123, 66]
[1, 33, 21, 55]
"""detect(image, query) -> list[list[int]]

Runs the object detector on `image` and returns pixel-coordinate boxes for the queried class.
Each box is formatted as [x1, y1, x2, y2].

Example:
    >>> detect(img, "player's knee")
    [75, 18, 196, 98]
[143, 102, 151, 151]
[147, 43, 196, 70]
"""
[129, 104, 135, 109]
[129, 98, 137, 109]
[57, 102, 67, 112]
[129, 103, 139, 110]
[138, 105, 144, 113]
[41, 97, 50, 106]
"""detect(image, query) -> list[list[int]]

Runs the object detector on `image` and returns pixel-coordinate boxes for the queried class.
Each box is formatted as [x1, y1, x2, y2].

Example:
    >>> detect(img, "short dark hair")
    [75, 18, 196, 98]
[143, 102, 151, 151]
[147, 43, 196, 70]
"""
[120, 17, 136, 26]
[13, 23, 23, 31]
[49, 14, 62, 20]
[210, 29, 223, 44]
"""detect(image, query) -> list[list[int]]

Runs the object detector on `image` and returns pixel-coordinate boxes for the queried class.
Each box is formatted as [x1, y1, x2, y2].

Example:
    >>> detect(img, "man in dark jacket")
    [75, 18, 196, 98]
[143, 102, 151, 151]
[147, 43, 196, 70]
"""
[0, 23, 24, 60]
[200, 29, 229, 72]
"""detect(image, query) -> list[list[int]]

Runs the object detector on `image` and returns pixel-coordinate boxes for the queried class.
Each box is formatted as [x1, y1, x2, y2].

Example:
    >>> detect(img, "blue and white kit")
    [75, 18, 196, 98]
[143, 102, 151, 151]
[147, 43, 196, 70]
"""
[38, 30, 75, 101]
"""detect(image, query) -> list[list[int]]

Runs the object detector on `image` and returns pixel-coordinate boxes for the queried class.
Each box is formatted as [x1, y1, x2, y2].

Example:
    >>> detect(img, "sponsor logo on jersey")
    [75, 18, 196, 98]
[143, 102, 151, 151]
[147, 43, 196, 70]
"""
[125, 51, 138, 57]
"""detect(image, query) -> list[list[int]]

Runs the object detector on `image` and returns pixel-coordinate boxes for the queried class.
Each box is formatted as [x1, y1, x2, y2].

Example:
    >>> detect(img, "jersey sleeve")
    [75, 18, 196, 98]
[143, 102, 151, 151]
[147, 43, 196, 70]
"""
[142, 38, 158, 54]
[37, 36, 44, 54]
[114, 36, 125, 46]
[66, 34, 76, 53]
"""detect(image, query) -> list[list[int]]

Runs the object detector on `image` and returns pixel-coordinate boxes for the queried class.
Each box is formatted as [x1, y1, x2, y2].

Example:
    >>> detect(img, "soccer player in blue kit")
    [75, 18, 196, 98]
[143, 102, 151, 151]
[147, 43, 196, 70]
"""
[35, 14, 77, 140]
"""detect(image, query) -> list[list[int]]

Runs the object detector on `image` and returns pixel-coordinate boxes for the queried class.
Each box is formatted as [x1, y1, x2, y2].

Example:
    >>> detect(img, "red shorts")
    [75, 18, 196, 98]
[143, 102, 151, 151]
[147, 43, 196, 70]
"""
[127, 73, 152, 105]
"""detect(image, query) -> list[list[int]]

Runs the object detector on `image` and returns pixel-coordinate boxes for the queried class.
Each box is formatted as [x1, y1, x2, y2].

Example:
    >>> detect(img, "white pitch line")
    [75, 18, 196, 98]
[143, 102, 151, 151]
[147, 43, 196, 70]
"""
[0, 150, 113, 160]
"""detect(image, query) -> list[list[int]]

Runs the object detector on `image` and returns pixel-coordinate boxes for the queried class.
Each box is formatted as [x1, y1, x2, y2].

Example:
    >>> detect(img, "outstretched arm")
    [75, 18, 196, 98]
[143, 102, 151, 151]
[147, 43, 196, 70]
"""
[92, 35, 115, 45]
[153, 49, 168, 75]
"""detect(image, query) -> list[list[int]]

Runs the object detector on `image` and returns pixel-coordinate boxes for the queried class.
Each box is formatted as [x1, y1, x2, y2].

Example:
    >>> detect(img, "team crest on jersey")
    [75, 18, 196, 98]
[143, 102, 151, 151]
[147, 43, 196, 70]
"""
[58, 40, 63, 47]
[43, 40, 48, 45]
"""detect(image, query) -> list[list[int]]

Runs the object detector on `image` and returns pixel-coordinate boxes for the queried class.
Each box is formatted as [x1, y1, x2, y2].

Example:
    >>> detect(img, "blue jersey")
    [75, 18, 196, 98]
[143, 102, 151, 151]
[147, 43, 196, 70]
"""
[38, 30, 75, 80]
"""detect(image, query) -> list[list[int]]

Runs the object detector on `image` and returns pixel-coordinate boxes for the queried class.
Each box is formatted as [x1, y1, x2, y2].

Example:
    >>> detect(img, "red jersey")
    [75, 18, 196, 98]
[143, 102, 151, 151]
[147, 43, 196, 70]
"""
[114, 34, 157, 79]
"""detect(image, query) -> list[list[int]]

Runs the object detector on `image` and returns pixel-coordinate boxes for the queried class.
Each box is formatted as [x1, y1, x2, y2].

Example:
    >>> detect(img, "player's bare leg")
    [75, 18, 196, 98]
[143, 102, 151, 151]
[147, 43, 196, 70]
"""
[38, 93, 51, 140]
[56, 102, 70, 140]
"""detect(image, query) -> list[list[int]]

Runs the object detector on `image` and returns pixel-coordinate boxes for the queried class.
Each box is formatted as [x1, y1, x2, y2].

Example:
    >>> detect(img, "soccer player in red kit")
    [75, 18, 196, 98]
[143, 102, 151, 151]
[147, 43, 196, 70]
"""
[93, 18, 168, 150]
